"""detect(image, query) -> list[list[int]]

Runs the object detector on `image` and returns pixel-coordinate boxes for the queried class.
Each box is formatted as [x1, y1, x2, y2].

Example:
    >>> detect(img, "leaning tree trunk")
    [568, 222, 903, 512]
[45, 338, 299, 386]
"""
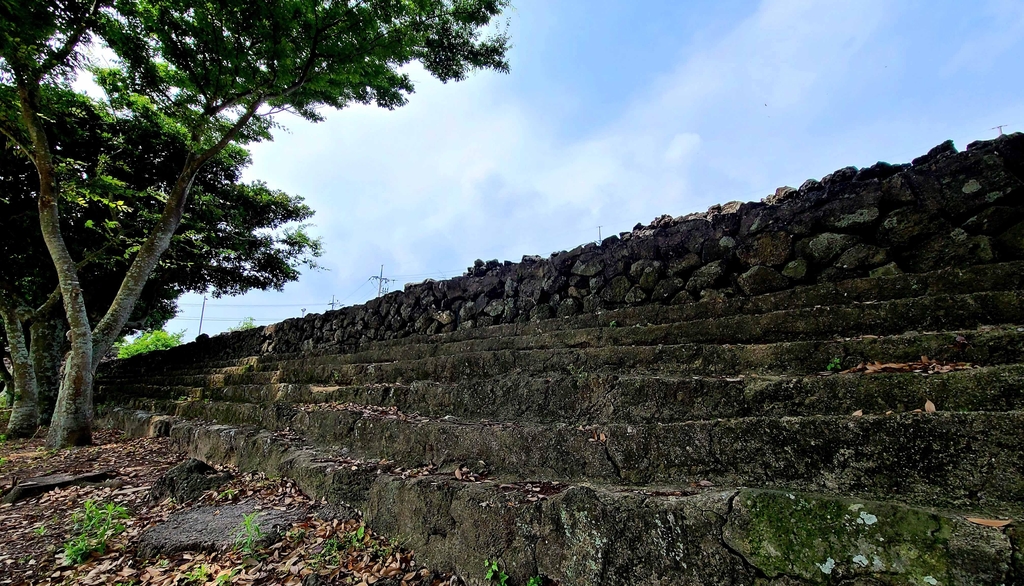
[30, 312, 66, 426]
[1, 301, 40, 438]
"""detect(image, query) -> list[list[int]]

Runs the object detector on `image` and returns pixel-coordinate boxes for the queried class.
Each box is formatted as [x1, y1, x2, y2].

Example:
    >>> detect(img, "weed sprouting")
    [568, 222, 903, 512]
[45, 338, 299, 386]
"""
[62, 500, 130, 565]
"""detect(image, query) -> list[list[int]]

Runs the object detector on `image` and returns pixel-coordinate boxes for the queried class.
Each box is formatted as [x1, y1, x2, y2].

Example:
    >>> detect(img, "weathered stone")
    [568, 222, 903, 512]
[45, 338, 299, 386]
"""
[827, 206, 880, 230]
[629, 260, 663, 291]
[667, 253, 702, 276]
[735, 231, 793, 267]
[556, 298, 581, 318]
[834, 244, 889, 271]
[962, 206, 1023, 235]
[571, 258, 604, 277]
[650, 278, 686, 302]
[736, 266, 789, 296]
[670, 290, 694, 305]
[602, 276, 632, 303]
[797, 232, 859, 265]
[912, 139, 956, 166]
[997, 220, 1024, 259]
[686, 260, 726, 293]
[624, 287, 647, 304]
[138, 501, 301, 558]
[781, 259, 808, 280]
[869, 262, 903, 278]
[483, 299, 505, 318]
[151, 458, 232, 504]
[724, 489, 1011, 585]
[878, 207, 947, 247]
[529, 303, 555, 321]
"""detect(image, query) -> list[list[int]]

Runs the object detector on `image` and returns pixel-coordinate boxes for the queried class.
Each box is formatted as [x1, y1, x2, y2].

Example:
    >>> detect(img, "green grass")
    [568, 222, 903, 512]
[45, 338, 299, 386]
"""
[62, 501, 130, 565]
[234, 512, 265, 556]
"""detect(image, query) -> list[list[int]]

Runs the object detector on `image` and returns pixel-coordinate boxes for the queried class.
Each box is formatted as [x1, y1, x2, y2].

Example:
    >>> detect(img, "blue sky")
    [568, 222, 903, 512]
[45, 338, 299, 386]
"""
[164, 0, 1024, 338]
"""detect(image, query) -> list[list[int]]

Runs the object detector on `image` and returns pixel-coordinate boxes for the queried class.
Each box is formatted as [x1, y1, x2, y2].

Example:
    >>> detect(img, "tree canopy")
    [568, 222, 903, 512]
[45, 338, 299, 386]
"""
[1, 0, 512, 447]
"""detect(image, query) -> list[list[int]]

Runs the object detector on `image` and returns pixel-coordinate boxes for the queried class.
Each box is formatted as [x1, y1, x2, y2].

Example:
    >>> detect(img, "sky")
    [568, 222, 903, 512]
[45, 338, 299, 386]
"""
[163, 0, 1024, 338]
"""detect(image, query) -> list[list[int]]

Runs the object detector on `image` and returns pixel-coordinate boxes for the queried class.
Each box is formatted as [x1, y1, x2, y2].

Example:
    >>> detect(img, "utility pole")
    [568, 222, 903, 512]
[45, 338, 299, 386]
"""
[328, 295, 337, 311]
[992, 125, 1008, 136]
[197, 295, 208, 336]
[597, 225, 603, 243]
[369, 265, 394, 298]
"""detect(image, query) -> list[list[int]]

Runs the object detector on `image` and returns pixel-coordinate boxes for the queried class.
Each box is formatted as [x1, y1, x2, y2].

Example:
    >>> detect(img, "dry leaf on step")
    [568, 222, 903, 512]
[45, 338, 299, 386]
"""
[852, 410, 863, 417]
[966, 517, 1012, 528]
[924, 400, 936, 413]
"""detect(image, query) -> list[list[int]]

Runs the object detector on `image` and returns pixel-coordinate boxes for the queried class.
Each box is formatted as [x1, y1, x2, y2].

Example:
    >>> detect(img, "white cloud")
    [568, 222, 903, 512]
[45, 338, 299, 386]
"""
[168, 0, 921, 336]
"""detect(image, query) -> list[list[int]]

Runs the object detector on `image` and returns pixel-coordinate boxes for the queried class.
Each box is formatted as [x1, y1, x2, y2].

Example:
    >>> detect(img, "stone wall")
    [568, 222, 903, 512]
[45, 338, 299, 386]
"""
[110, 134, 1024, 367]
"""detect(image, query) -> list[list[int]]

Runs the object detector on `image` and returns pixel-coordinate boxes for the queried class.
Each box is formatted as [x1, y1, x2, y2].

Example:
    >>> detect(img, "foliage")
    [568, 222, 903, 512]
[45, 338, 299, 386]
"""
[826, 357, 843, 372]
[115, 329, 185, 359]
[527, 577, 544, 586]
[62, 500, 130, 565]
[0, 87, 323, 334]
[227, 317, 258, 333]
[484, 559, 509, 585]
[234, 512, 265, 556]
[183, 564, 211, 584]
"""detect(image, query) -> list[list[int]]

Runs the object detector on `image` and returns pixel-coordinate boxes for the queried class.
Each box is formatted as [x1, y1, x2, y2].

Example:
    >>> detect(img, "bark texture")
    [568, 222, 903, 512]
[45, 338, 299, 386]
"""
[30, 313, 66, 425]
[1, 300, 40, 438]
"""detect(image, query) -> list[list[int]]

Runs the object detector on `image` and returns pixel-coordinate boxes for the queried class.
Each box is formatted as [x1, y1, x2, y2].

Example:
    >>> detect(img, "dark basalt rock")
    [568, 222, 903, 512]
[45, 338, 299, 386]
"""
[96, 134, 1024, 371]
[151, 458, 233, 504]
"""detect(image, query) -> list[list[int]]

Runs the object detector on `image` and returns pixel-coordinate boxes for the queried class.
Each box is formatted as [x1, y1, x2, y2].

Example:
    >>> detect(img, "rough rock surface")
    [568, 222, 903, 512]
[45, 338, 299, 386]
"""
[150, 458, 232, 503]
[137, 501, 301, 558]
[97, 136, 1024, 585]
[95, 134, 1024, 367]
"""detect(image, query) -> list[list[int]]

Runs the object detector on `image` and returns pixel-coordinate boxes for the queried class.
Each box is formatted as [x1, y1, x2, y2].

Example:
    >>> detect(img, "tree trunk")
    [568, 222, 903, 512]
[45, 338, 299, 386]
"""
[15, 82, 96, 448]
[30, 312, 66, 426]
[1, 301, 40, 438]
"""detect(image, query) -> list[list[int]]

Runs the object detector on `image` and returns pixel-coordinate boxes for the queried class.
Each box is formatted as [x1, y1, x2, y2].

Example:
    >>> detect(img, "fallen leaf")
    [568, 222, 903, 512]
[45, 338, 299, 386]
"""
[924, 399, 936, 413]
[966, 517, 1012, 528]
[852, 410, 863, 417]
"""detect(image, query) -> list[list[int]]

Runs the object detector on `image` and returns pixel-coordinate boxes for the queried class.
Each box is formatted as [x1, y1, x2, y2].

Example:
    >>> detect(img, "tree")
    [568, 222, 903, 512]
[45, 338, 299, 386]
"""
[227, 317, 258, 332]
[0, 86, 322, 437]
[114, 329, 184, 359]
[1, 0, 511, 446]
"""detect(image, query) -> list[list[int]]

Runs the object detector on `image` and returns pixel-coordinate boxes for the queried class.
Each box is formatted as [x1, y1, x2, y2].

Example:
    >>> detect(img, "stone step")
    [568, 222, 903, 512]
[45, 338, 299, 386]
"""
[99, 324, 1024, 392]
[106, 364, 1024, 425]
[99, 409, 1022, 586]
[102, 287, 1024, 383]
[117, 397, 1024, 512]
[102, 261, 1024, 378]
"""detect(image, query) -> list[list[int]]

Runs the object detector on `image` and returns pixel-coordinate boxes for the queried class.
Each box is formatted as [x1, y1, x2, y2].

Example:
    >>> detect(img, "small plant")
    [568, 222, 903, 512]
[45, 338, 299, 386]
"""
[234, 512, 265, 556]
[566, 364, 589, 384]
[484, 559, 509, 586]
[33, 523, 46, 536]
[184, 564, 212, 584]
[214, 567, 240, 585]
[312, 537, 342, 568]
[527, 577, 545, 586]
[347, 524, 366, 548]
[218, 488, 238, 500]
[608, 320, 618, 328]
[826, 357, 842, 372]
[62, 500, 130, 565]
[0, 457, 6, 468]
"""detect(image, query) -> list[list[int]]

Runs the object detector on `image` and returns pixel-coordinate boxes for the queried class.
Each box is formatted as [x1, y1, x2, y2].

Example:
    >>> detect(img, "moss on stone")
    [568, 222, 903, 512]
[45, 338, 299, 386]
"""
[726, 489, 958, 584]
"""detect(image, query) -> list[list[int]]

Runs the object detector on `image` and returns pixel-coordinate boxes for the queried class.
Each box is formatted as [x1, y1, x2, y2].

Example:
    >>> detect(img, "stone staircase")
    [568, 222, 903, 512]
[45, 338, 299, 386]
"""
[98, 136, 1024, 585]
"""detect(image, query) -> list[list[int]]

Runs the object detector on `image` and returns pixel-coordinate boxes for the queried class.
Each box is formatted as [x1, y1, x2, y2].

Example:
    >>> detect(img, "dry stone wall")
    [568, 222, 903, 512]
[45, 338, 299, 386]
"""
[111, 134, 1024, 368]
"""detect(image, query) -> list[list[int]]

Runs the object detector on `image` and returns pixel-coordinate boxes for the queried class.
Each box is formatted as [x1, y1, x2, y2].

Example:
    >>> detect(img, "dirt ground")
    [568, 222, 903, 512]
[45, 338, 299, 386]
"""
[0, 426, 457, 586]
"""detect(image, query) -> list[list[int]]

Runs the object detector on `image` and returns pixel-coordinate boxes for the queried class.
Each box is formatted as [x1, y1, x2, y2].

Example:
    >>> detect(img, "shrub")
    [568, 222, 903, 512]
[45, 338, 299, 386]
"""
[115, 329, 185, 359]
